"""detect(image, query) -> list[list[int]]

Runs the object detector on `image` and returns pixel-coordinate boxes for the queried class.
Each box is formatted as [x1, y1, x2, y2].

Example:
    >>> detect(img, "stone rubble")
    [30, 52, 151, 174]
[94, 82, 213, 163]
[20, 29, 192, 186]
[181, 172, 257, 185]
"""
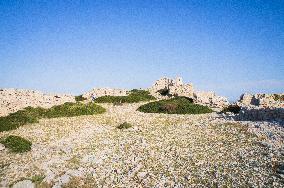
[239, 93, 284, 108]
[0, 103, 283, 187]
[236, 93, 284, 123]
[0, 143, 5, 151]
[83, 88, 127, 100]
[0, 89, 75, 117]
[149, 77, 194, 99]
[0, 80, 284, 187]
[149, 77, 229, 108]
[12, 180, 35, 188]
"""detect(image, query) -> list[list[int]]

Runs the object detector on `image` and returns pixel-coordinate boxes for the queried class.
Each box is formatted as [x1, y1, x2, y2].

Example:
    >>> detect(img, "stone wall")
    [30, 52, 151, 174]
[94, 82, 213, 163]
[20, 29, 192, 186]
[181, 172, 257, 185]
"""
[83, 88, 128, 99]
[194, 91, 229, 108]
[149, 77, 229, 108]
[149, 77, 194, 99]
[239, 93, 284, 108]
[0, 89, 75, 117]
[236, 93, 284, 124]
[237, 106, 284, 125]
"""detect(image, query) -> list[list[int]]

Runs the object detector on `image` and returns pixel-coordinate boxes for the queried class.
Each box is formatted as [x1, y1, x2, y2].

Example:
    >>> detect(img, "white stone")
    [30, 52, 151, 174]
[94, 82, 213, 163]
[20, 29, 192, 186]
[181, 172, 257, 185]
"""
[0, 143, 5, 151]
[59, 174, 70, 184]
[12, 180, 35, 188]
[137, 171, 147, 179]
[83, 88, 127, 100]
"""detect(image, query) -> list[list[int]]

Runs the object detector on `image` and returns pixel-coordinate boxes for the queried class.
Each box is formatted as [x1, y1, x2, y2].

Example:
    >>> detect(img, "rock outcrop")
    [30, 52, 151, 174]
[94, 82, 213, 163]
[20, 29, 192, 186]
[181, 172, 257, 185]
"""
[0, 89, 75, 117]
[149, 77, 229, 108]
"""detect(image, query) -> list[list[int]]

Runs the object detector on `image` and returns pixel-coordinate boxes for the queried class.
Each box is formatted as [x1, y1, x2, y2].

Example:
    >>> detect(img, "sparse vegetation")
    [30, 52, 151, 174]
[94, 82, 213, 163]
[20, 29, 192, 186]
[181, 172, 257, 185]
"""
[117, 122, 132, 129]
[75, 95, 87, 102]
[0, 135, 32, 152]
[273, 94, 284, 101]
[137, 97, 213, 114]
[0, 102, 106, 132]
[94, 89, 156, 103]
[31, 174, 45, 184]
[221, 104, 241, 114]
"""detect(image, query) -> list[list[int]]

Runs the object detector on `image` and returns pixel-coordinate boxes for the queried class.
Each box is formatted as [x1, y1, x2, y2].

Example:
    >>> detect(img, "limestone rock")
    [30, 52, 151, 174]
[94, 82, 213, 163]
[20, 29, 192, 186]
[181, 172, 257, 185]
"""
[12, 180, 35, 188]
[0, 143, 5, 151]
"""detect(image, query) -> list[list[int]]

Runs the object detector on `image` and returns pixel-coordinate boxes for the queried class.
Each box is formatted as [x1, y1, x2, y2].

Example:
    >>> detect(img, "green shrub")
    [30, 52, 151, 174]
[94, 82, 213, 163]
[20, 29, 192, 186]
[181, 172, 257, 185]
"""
[137, 97, 213, 114]
[273, 94, 284, 101]
[31, 174, 45, 184]
[221, 105, 241, 114]
[75, 95, 87, 102]
[0, 107, 45, 132]
[42, 102, 106, 118]
[0, 135, 32, 152]
[94, 89, 156, 103]
[117, 122, 132, 129]
[0, 103, 106, 132]
[113, 102, 123, 106]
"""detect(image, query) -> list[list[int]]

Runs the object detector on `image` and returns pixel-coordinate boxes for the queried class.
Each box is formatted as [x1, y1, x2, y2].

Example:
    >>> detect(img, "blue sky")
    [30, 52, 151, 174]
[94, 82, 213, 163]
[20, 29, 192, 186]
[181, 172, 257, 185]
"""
[0, 0, 283, 100]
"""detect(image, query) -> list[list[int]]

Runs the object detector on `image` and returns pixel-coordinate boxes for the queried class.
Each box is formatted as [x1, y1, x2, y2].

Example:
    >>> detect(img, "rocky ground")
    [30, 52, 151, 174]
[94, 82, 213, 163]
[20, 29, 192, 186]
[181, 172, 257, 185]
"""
[0, 103, 284, 187]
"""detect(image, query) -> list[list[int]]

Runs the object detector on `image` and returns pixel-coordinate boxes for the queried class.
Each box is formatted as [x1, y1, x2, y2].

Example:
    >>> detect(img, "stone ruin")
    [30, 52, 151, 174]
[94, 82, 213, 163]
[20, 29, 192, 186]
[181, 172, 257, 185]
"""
[238, 93, 284, 108]
[0, 89, 75, 117]
[83, 88, 127, 100]
[193, 91, 229, 108]
[149, 77, 229, 108]
[236, 93, 284, 124]
[148, 77, 194, 99]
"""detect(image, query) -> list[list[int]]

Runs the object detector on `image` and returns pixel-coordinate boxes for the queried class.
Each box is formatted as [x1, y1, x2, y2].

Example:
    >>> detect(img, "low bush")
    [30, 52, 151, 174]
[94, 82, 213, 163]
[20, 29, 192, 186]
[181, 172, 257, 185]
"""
[137, 97, 213, 114]
[75, 95, 87, 102]
[0, 135, 32, 152]
[273, 94, 284, 101]
[0, 103, 106, 132]
[42, 102, 106, 118]
[117, 122, 132, 129]
[221, 105, 241, 114]
[94, 89, 156, 103]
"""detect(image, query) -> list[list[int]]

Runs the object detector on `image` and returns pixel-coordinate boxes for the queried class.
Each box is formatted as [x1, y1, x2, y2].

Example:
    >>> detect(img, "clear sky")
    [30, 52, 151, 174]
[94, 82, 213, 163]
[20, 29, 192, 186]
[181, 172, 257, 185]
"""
[1, 0, 283, 100]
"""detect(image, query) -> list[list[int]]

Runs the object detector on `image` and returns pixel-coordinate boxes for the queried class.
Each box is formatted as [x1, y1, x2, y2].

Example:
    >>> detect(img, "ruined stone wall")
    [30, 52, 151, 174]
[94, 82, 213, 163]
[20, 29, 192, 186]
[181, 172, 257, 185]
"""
[0, 89, 75, 117]
[83, 88, 128, 99]
[239, 93, 284, 108]
[194, 91, 229, 108]
[237, 106, 284, 125]
[149, 77, 229, 108]
[236, 93, 284, 123]
[149, 77, 194, 99]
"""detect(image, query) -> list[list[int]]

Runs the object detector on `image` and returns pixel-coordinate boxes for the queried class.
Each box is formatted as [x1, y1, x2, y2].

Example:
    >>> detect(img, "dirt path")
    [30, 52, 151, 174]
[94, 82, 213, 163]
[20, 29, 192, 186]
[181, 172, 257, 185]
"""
[0, 103, 283, 187]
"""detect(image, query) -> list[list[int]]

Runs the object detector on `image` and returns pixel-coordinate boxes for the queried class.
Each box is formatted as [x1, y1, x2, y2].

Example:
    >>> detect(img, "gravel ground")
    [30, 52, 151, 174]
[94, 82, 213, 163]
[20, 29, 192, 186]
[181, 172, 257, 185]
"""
[0, 103, 283, 187]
